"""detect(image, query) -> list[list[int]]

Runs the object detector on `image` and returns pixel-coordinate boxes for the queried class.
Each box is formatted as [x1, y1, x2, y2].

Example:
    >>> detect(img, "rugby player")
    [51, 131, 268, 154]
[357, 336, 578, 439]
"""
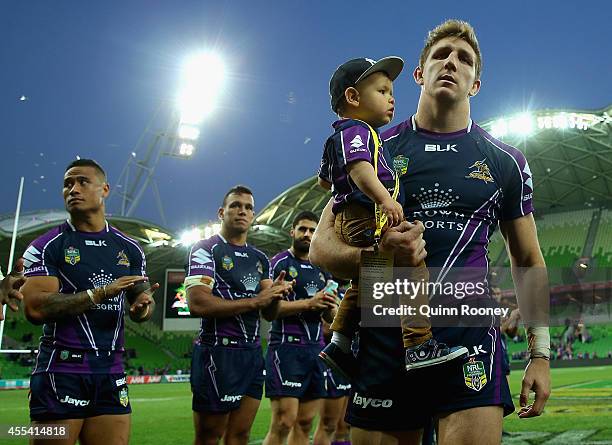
[21, 159, 157, 445]
[0, 258, 26, 321]
[310, 20, 551, 445]
[262, 211, 338, 445]
[185, 185, 293, 445]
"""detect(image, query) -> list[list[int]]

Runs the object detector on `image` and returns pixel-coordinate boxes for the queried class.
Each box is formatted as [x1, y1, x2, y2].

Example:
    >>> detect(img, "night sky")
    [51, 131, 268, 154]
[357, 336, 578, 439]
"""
[2, 0, 610, 231]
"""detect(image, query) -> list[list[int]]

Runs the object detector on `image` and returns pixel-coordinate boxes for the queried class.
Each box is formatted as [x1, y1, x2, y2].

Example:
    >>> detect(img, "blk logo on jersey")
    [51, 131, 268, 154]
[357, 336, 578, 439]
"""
[85, 240, 107, 247]
[466, 160, 494, 183]
[64, 247, 80, 265]
[425, 143, 458, 152]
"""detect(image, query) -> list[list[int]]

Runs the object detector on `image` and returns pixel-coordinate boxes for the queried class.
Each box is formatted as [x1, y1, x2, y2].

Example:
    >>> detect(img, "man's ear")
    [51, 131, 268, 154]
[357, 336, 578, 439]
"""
[344, 87, 360, 108]
[413, 66, 424, 86]
[218, 207, 224, 221]
[468, 78, 481, 97]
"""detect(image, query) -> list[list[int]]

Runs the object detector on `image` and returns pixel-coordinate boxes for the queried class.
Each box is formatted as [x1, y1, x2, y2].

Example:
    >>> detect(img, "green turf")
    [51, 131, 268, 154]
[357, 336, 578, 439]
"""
[0, 366, 610, 444]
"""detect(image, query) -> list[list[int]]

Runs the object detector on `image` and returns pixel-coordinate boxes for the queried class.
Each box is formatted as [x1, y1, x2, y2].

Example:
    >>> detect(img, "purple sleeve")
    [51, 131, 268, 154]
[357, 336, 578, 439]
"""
[337, 124, 373, 168]
[318, 150, 331, 182]
[186, 239, 215, 279]
[497, 144, 535, 220]
[23, 229, 61, 277]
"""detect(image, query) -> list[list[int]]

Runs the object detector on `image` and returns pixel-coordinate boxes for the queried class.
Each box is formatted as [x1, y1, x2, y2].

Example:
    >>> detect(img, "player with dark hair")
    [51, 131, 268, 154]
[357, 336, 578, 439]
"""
[185, 185, 293, 445]
[20, 158, 157, 445]
[310, 19, 550, 445]
[262, 210, 338, 445]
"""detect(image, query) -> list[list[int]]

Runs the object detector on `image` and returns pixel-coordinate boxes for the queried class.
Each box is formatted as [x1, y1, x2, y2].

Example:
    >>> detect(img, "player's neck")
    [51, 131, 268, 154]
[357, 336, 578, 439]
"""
[69, 210, 107, 232]
[289, 246, 309, 261]
[220, 227, 248, 246]
[414, 95, 471, 133]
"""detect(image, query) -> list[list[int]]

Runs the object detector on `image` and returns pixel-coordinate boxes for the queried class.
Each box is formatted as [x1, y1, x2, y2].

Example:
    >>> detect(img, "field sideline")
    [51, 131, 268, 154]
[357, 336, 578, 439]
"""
[0, 366, 610, 444]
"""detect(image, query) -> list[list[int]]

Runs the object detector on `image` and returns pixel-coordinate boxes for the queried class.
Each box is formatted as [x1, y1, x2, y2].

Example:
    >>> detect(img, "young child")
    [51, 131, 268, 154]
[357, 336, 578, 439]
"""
[317, 57, 467, 378]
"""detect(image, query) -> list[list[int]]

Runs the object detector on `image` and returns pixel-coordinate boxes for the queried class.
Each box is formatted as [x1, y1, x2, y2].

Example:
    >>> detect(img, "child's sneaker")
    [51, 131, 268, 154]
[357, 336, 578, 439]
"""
[319, 343, 357, 381]
[405, 338, 468, 371]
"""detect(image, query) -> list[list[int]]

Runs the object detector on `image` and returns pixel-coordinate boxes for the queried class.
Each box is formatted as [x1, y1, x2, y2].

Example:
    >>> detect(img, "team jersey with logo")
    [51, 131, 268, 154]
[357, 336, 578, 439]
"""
[267, 250, 331, 346]
[319, 119, 401, 214]
[185, 234, 271, 346]
[22, 220, 146, 374]
[382, 116, 534, 303]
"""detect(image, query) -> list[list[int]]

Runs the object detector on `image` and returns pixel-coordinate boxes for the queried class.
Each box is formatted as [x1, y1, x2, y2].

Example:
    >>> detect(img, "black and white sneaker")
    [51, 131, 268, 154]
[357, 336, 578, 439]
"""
[405, 339, 468, 371]
[319, 343, 357, 381]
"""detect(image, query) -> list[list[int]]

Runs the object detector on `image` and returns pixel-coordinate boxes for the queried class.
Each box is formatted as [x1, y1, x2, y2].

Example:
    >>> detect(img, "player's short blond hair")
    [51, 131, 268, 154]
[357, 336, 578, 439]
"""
[419, 19, 482, 80]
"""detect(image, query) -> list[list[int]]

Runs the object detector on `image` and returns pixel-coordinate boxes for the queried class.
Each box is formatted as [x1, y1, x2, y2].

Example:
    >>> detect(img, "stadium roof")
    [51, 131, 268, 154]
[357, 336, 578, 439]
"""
[0, 210, 181, 277]
[250, 104, 612, 255]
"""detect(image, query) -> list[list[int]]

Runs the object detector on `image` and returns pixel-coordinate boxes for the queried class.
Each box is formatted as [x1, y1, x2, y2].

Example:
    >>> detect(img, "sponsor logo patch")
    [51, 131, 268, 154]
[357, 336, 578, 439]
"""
[463, 358, 487, 391]
[64, 247, 80, 265]
[60, 395, 90, 407]
[352, 393, 393, 408]
[85, 240, 107, 247]
[349, 135, 365, 149]
[221, 394, 242, 403]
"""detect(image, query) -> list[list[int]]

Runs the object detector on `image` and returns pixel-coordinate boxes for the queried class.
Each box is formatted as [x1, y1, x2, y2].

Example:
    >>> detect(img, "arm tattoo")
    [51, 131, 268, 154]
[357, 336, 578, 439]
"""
[38, 291, 95, 321]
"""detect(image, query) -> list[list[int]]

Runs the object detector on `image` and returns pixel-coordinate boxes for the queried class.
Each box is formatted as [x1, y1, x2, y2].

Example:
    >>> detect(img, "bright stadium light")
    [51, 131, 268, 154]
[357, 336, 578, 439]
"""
[203, 223, 221, 239]
[179, 143, 194, 157]
[509, 113, 533, 136]
[178, 124, 201, 140]
[178, 52, 226, 126]
[178, 227, 202, 246]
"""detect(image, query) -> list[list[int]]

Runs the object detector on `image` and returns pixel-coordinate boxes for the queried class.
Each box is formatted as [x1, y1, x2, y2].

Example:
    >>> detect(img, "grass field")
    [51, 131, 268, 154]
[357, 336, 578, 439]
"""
[0, 366, 610, 444]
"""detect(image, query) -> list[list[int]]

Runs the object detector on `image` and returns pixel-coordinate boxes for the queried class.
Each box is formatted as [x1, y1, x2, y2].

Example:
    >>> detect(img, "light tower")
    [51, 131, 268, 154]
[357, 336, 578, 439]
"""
[109, 52, 226, 225]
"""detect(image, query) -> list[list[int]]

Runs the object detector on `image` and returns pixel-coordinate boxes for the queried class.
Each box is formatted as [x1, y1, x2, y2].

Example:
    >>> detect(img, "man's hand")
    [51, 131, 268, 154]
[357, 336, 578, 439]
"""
[98, 276, 151, 302]
[129, 283, 159, 321]
[518, 358, 551, 418]
[320, 289, 340, 323]
[253, 271, 293, 310]
[308, 288, 338, 311]
[380, 220, 427, 266]
[0, 258, 26, 321]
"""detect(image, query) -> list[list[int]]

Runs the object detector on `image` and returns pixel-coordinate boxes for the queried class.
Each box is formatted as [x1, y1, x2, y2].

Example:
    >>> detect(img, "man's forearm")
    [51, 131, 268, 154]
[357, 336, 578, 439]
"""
[130, 300, 155, 323]
[28, 290, 97, 323]
[273, 299, 313, 319]
[187, 289, 257, 318]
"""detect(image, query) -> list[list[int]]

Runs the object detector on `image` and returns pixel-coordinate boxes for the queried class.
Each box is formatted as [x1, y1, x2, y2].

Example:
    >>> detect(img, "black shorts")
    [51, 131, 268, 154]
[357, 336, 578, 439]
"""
[324, 368, 351, 399]
[191, 343, 264, 413]
[346, 326, 514, 431]
[264, 343, 326, 399]
[29, 372, 130, 421]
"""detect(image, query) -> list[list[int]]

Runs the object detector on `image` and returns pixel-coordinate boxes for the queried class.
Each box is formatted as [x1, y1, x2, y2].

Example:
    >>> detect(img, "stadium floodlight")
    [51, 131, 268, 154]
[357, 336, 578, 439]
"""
[178, 227, 202, 246]
[509, 113, 533, 137]
[179, 143, 194, 157]
[203, 223, 221, 239]
[178, 52, 226, 126]
[178, 124, 201, 140]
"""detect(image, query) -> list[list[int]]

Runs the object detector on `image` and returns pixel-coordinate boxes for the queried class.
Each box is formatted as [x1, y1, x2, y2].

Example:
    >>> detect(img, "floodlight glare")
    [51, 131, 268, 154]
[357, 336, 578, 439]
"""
[178, 124, 201, 140]
[178, 52, 226, 125]
[178, 227, 202, 246]
[179, 143, 194, 156]
[203, 223, 221, 239]
[509, 113, 533, 136]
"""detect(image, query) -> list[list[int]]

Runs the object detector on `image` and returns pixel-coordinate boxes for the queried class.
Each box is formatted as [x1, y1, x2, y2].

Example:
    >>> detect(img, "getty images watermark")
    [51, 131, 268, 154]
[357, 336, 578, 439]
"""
[357, 266, 611, 328]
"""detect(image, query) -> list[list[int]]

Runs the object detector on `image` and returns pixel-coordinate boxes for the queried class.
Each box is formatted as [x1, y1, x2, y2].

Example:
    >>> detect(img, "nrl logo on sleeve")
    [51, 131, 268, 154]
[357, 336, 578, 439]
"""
[466, 159, 494, 183]
[463, 358, 487, 391]
[393, 155, 409, 176]
[116, 250, 130, 267]
[64, 246, 81, 265]
[222, 255, 234, 271]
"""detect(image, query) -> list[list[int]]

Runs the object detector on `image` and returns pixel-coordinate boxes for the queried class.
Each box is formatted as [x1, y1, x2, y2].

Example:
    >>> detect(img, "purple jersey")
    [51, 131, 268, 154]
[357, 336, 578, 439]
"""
[319, 119, 400, 214]
[267, 250, 331, 346]
[22, 220, 146, 374]
[382, 116, 534, 303]
[185, 234, 271, 346]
